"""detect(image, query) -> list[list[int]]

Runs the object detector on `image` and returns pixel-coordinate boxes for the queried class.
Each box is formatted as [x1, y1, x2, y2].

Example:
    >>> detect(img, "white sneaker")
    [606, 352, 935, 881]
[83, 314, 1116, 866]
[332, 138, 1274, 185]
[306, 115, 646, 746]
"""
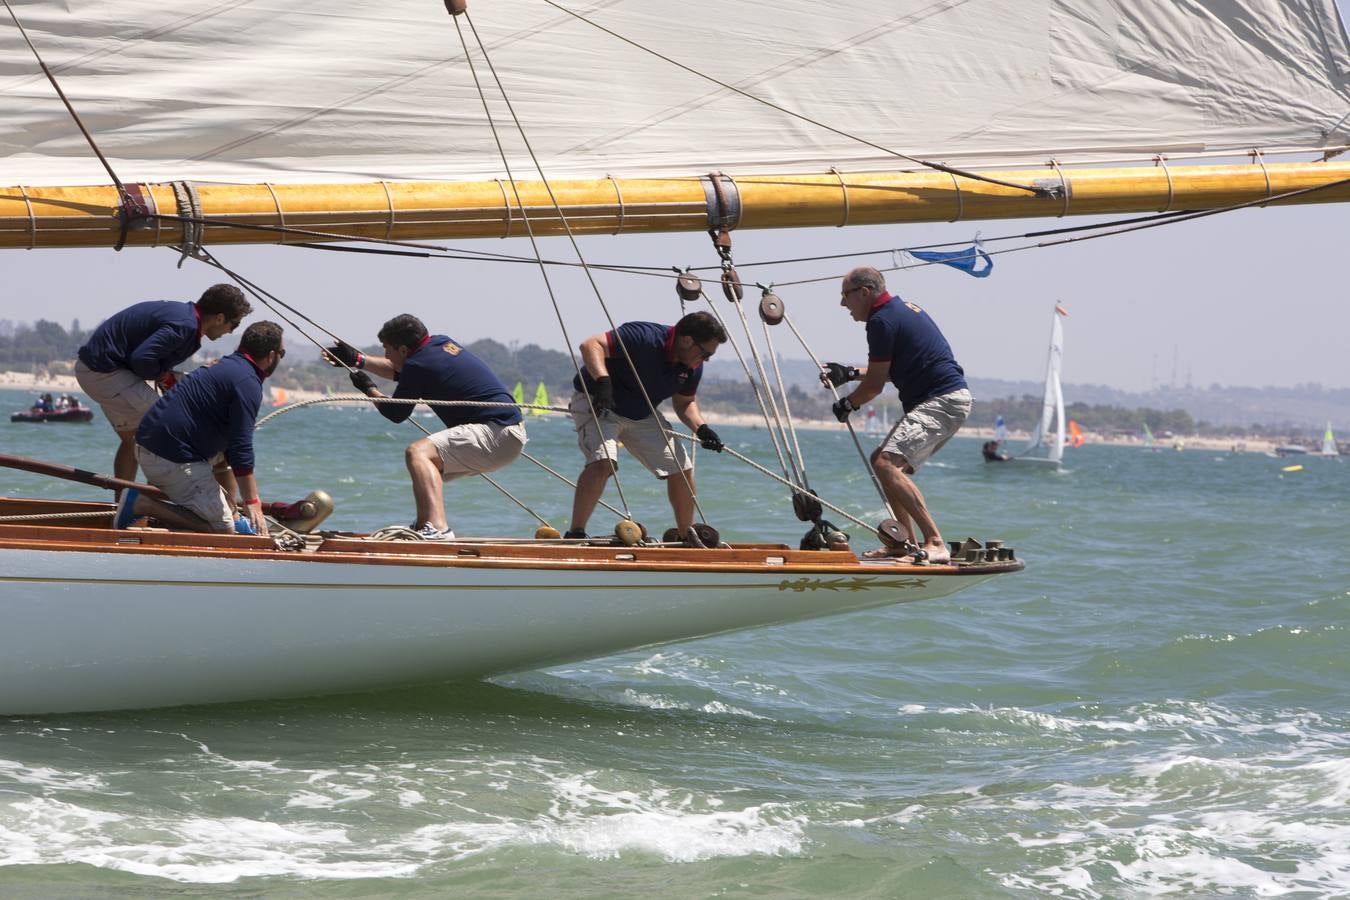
[411, 523, 455, 541]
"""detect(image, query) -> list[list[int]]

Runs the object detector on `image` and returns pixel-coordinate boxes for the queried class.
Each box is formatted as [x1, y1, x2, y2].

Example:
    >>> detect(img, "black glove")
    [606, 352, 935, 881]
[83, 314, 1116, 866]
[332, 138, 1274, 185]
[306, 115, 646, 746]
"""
[326, 342, 364, 369]
[696, 423, 724, 452]
[832, 396, 856, 423]
[349, 370, 377, 395]
[821, 362, 860, 388]
[592, 376, 615, 416]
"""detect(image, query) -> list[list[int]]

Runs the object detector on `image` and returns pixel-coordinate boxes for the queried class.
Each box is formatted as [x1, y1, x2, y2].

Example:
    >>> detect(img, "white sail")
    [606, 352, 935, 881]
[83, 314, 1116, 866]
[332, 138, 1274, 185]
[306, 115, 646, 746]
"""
[2, 1, 1348, 187]
[1019, 309, 1066, 465]
[1322, 422, 1340, 456]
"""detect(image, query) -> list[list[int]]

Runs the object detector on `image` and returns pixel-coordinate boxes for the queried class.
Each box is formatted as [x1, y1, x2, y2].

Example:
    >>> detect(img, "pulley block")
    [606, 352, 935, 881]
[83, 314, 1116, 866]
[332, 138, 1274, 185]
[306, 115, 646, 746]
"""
[758, 290, 785, 325]
[721, 268, 743, 302]
[791, 489, 823, 522]
[676, 271, 703, 302]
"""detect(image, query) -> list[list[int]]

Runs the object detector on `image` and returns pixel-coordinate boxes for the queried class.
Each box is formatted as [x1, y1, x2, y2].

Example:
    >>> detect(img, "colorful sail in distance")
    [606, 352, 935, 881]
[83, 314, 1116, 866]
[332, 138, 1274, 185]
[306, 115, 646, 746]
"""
[512, 382, 525, 408]
[1068, 420, 1085, 448]
[531, 383, 549, 417]
[1321, 422, 1340, 457]
[995, 414, 1009, 443]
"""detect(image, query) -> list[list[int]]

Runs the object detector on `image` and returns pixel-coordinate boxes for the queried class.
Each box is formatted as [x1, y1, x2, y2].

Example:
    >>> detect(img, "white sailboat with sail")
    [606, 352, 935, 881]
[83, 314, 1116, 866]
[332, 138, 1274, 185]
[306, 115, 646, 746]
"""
[1009, 306, 1068, 469]
[2, 0, 1348, 713]
[1319, 422, 1341, 458]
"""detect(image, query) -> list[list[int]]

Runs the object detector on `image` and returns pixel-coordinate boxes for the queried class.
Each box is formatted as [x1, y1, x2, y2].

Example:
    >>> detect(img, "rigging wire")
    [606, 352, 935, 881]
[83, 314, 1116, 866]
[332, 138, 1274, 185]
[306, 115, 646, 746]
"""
[451, 11, 639, 526]
[540, 0, 1042, 196]
[458, 9, 725, 536]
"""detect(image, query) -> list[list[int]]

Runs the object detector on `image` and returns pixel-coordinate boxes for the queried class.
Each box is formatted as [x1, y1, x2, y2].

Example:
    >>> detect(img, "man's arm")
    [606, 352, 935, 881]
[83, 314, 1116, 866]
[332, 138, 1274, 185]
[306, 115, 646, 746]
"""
[356, 354, 398, 381]
[236, 472, 269, 536]
[672, 393, 704, 431]
[844, 364, 888, 409]
[127, 325, 193, 380]
[578, 333, 610, 378]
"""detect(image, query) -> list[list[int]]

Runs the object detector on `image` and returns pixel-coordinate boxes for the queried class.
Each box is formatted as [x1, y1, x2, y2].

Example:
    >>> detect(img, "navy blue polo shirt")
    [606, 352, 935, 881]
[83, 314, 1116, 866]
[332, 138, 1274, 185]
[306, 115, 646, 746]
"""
[866, 294, 967, 413]
[78, 300, 202, 379]
[573, 321, 703, 420]
[381, 335, 521, 429]
[136, 352, 264, 476]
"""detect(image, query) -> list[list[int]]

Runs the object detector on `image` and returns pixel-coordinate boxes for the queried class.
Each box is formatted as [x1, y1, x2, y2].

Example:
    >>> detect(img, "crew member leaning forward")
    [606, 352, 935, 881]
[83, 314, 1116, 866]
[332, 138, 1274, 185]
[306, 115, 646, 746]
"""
[822, 266, 972, 563]
[115, 321, 285, 536]
[567, 310, 727, 544]
[328, 314, 527, 541]
[75, 284, 252, 487]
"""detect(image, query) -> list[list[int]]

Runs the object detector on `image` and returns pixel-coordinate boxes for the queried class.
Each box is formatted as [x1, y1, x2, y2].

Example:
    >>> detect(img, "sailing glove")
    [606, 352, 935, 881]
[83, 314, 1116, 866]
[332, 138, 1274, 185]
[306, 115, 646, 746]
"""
[832, 396, 857, 423]
[821, 362, 860, 388]
[696, 423, 724, 452]
[592, 376, 615, 416]
[326, 342, 364, 369]
[349, 370, 377, 395]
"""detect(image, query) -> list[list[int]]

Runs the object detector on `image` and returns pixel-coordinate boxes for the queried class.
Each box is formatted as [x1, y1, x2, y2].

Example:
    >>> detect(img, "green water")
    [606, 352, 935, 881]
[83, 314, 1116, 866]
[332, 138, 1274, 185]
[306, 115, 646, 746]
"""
[1, 389, 1347, 897]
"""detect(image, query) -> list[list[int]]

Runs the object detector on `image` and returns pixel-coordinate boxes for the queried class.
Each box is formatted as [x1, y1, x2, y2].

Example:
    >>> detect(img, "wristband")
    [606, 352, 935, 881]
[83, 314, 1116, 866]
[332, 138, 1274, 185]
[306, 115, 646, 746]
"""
[355, 351, 365, 370]
[244, 497, 262, 506]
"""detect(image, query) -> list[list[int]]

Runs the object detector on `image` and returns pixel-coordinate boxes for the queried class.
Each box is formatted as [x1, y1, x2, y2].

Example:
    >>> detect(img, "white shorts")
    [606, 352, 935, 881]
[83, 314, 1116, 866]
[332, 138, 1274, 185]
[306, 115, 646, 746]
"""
[880, 388, 972, 472]
[568, 391, 690, 478]
[75, 360, 159, 433]
[135, 445, 234, 533]
[428, 421, 528, 481]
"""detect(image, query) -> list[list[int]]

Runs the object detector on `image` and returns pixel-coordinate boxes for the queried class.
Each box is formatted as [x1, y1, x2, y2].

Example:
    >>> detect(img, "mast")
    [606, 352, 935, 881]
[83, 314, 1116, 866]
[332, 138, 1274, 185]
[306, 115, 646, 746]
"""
[3, 160, 1349, 250]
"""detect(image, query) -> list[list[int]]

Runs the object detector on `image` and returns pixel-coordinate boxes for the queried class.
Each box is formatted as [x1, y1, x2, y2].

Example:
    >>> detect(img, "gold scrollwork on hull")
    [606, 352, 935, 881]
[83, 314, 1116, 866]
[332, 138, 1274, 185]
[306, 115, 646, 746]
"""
[777, 576, 929, 593]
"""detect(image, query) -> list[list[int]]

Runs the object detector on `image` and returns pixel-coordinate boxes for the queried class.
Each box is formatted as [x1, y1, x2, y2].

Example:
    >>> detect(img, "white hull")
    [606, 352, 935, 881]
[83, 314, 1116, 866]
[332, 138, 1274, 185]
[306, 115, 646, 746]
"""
[0, 544, 1000, 714]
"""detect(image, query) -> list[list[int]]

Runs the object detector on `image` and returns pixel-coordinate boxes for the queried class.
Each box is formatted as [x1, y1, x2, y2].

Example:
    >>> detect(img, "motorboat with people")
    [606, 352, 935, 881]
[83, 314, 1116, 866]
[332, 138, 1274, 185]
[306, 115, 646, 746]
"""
[9, 393, 95, 423]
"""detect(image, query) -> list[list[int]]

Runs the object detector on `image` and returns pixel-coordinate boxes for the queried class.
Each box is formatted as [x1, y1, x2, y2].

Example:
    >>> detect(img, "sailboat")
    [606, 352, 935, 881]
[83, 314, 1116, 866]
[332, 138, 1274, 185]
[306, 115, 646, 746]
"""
[1319, 422, 1341, 458]
[530, 382, 550, 417]
[1141, 422, 1164, 452]
[3, 0, 1348, 713]
[1008, 306, 1068, 469]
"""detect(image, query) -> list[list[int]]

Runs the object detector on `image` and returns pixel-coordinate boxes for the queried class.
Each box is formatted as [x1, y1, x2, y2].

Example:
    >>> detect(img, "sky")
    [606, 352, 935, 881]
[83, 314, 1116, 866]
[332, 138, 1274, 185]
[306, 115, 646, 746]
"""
[4, 195, 1346, 393]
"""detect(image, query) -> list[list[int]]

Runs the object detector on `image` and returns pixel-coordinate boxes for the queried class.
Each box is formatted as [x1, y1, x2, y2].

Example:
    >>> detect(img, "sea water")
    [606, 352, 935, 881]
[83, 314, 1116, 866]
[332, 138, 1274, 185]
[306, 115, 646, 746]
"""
[1, 389, 1347, 897]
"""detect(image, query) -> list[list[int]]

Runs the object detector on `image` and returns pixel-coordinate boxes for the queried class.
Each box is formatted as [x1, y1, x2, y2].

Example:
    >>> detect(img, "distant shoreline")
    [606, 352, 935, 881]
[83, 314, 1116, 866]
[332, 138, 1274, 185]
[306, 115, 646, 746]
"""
[1, 371, 1282, 453]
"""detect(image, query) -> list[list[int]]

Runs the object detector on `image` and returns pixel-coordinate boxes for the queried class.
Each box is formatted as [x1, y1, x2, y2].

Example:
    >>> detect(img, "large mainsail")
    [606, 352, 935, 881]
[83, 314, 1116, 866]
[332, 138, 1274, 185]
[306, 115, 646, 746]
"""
[2, 1, 1349, 247]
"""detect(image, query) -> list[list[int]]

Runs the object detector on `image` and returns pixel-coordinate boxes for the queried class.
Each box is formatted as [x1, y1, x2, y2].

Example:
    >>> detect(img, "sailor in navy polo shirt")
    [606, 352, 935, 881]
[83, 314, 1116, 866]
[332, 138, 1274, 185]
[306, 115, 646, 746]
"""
[115, 321, 284, 536]
[821, 266, 972, 564]
[75, 284, 253, 488]
[326, 314, 526, 541]
[566, 310, 728, 545]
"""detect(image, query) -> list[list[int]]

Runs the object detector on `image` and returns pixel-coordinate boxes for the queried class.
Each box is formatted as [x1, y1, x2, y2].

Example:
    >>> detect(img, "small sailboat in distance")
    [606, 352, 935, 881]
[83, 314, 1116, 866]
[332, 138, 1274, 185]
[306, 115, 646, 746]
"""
[1007, 305, 1068, 469]
[530, 382, 549, 417]
[1319, 422, 1340, 458]
[1141, 422, 1163, 452]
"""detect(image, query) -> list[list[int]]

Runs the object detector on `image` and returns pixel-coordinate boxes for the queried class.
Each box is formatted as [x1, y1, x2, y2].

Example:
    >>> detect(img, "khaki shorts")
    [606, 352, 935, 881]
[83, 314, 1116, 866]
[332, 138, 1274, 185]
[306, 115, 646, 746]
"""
[880, 388, 972, 472]
[429, 422, 527, 482]
[75, 360, 159, 433]
[568, 390, 690, 478]
[135, 445, 234, 533]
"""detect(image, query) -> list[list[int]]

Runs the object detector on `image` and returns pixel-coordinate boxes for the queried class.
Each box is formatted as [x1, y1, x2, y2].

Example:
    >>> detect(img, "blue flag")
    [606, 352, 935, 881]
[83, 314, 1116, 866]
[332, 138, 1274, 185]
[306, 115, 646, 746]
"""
[909, 244, 993, 278]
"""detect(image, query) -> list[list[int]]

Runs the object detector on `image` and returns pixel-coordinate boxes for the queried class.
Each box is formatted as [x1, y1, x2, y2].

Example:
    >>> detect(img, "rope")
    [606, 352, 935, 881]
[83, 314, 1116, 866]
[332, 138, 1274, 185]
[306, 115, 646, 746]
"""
[458, 10, 730, 531]
[0, 510, 113, 523]
[453, 11, 637, 523]
[780, 314, 898, 522]
[662, 434, 873, 533]
[694, 294, 793, 480]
